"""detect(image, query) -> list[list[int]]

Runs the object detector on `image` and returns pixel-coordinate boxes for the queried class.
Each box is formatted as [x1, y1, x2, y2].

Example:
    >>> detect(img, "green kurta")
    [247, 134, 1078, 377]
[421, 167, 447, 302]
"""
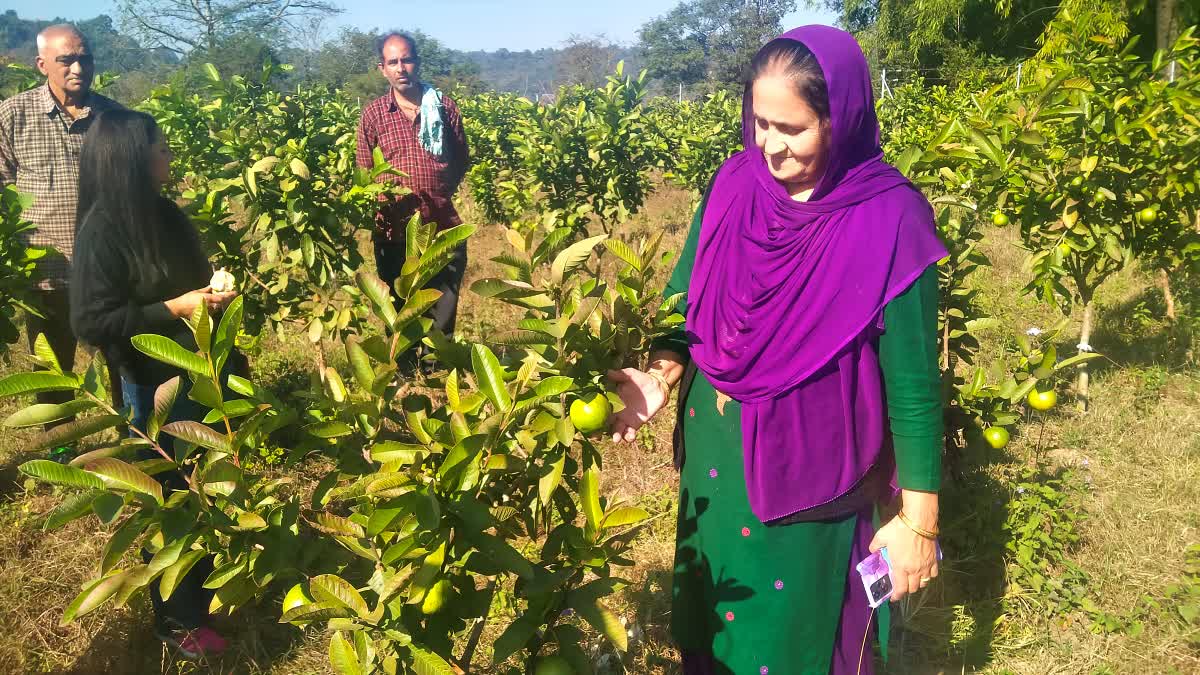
[659, 196, 942, 673]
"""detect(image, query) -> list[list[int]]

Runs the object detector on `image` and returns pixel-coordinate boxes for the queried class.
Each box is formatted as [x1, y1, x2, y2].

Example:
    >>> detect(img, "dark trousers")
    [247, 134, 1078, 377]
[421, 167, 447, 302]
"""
[25, 289, 122, 428]
[374, 241, 467, 372]
[25, 290, 76, 426]
[123, 379, 215, 632]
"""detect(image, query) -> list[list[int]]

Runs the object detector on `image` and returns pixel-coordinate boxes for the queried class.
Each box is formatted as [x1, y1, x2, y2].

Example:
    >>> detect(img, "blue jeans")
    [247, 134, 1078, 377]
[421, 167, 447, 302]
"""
[123, 378, 215, 632]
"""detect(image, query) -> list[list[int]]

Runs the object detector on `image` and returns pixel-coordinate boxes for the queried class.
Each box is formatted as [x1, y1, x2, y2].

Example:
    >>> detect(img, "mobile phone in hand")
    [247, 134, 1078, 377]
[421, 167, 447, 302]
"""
[856, 543, 944, 608]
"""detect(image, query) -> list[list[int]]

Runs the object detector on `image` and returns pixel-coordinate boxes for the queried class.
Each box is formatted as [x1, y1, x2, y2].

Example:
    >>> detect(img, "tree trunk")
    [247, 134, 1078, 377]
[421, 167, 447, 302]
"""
[1158, 268, 1177, 321]
[1157, 0, 1180, 53]
[1076, 300, 1094, 412]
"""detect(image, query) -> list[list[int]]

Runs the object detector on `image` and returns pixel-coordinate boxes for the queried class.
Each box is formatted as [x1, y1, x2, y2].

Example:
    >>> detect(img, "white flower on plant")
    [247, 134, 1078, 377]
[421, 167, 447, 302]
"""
[210, 268, 236, 293]
[1077, 342, 1093, 352]
[1026, 327, 1043, 337]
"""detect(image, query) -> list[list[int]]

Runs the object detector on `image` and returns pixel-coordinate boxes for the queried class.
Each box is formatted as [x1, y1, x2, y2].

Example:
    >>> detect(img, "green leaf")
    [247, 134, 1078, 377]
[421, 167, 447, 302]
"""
[234, 512, 268, 531]
[602, 239, 643, 271]
[329, 631, 362, 675]
[0, 372, 79, 397]
[20, 459, 104, 489]
[395, 289, 443, 330]
[310, 512, 366, 538]
[534, 376, 574, 398]
[43, 491, 100, 530]
[370, 441, 425, 465]
[101, 516, 146, 574]
[203, 63, 220, 82]
[227, 375, 257, 398]
[409, 645, 456, 675]
[550, 234, 607, 285]
[305, 421, 354, 438]
[190, 302, 211, 353]
[312, 574, 370, 618]
[602, 506, 650, 530]
[34, 414, 125, 451]
[148, 376, 181, 439]
[289, 158, 312, 180]
[346, 337, 375, 391]
[492, 330, 554, 346]
[281, 600, 353, 624]
[1053, 352, 1102, 370]
[91, 491, 124, 524]
[4, 399, 96, 428]
[539, 453, 565, 506]
[62, 571, 128, 623]
[1103, 234, 1124, 263]
[243, 166, 259, 197]
[202, 558, 247, 590]
[492, 614, 540, 664]
[356, 272, 398, 329]
[471, 344, 511, 412]
[213, 295, 243, 368]
[967, 128, 1004, 167]
[32, 333, 62, 372]
[86, 458, 164, 504]
[371, 567, 415, 609]
[579, 467, 602, 533]
[569, 597, 628, 651]
[131, 335, 210, 377]
[462, 530, 535, 580]
[160, 550, 206, 601]
[162, 420, 230, 452]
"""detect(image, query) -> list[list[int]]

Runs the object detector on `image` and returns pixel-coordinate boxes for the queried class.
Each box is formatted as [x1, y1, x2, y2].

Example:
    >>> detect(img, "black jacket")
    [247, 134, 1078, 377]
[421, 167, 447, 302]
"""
[70, 198, 211, 386]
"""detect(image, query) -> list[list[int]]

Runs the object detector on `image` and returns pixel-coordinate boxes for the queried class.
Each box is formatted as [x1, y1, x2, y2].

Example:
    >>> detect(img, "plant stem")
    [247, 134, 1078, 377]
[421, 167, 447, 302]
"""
[1077, 298, 1094, 413]
[1158, 268, 1177, 321]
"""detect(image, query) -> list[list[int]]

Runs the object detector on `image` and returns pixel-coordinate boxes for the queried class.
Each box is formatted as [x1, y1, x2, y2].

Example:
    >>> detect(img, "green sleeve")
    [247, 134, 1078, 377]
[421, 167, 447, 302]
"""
[879, 265, 943, 492]
[650, 192, 708, 357]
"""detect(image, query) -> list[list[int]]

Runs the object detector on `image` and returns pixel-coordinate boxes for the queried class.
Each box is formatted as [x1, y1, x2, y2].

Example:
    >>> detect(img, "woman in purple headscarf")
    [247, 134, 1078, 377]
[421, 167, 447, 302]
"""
[608, 26, 947, 673]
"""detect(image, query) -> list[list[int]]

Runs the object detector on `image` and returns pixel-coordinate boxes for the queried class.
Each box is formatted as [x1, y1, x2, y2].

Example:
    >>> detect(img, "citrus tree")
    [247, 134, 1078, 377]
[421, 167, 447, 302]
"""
[462, 64, 661, 238]
[883, 79, 1101, 454]
[646, 90, 742, 201]
[968, 27, 1200, 408]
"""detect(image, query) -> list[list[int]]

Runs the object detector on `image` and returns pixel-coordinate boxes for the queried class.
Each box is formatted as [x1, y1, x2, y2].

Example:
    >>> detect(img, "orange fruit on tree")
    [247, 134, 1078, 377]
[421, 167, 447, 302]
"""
[1027, 388, 1057, 411]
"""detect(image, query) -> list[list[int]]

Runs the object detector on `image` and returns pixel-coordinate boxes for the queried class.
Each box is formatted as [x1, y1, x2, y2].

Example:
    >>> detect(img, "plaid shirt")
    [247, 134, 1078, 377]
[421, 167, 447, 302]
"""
[0, 85, 122, 290]
[356, 90, 470, 243]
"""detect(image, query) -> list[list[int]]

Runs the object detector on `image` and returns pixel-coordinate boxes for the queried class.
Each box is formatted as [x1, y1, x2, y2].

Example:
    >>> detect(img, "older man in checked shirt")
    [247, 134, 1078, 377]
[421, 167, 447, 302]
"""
[0, 24, 122, 435]
[356, 32, 470, 372]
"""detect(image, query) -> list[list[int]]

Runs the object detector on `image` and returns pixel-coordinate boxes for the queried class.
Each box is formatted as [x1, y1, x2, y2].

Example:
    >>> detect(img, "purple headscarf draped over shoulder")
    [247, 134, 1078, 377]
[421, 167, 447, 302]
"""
[686, 25, 947, 522]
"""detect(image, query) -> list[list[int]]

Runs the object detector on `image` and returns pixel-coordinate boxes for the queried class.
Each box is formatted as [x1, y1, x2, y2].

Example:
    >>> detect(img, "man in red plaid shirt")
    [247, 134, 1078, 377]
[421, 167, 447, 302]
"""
[356, 32, 470, 371]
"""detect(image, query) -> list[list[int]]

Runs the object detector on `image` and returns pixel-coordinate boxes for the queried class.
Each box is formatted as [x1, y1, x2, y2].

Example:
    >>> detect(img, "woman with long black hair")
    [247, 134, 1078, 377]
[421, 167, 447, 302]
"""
[70, 108, 236, 658]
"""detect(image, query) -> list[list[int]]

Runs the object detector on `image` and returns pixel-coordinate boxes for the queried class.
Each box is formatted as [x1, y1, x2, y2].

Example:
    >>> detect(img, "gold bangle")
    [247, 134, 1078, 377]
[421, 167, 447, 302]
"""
[898, 510, 939, 540]
[646, 369, 671, 395]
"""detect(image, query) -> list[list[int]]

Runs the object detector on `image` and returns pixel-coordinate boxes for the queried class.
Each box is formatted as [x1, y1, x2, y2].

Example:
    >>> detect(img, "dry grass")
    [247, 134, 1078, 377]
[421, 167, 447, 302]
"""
[0, 186, 1197, 674]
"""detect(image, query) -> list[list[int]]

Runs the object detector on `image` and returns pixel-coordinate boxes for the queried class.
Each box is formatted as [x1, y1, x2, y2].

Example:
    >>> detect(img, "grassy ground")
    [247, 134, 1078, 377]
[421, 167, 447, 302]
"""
[0, 183, 1197, 674]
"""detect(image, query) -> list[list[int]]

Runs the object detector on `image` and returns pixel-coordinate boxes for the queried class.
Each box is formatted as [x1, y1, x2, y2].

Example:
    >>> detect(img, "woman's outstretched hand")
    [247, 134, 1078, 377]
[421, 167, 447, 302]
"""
[607, 368, 670, 443]
[165, 286, 238, 319]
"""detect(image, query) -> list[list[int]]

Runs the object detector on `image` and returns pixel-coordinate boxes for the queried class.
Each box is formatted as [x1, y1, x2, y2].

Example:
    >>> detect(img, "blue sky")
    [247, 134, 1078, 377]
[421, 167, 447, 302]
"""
[7, 0, 838, 51]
